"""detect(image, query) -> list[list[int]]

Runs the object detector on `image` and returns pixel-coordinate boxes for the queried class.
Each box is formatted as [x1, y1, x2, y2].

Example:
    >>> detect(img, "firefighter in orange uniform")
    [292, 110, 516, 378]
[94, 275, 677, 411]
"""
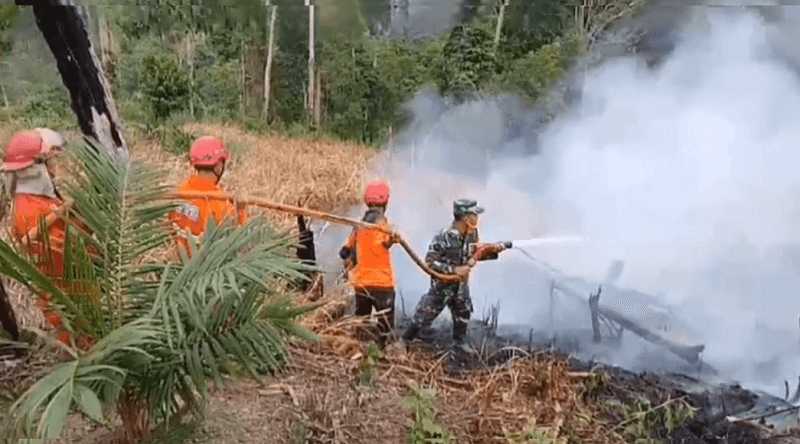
[2, 129, 92, 348]
[169, 136, 247, 255]
[339, 181, 400, 346]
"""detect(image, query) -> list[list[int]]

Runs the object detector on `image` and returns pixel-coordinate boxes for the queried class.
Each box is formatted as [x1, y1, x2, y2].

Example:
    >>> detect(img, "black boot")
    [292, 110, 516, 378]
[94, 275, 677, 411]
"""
[402, 322, 420, 342]
[452, 322, 474, 353]
[452, 321, 467, 343]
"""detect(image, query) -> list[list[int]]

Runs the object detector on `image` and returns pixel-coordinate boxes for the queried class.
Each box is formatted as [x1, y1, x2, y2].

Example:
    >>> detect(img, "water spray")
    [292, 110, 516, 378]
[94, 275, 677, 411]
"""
[509, 236, 585, 248]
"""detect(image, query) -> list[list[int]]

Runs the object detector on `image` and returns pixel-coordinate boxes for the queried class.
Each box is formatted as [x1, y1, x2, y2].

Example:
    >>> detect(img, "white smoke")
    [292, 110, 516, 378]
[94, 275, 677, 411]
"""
[320, 5, 800, 397]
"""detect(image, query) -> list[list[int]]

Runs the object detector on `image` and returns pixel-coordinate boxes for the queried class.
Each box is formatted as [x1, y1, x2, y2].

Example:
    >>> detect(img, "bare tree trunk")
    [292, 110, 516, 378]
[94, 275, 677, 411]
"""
[187, 30, 195, 118]
[493, 0, 510, 55]
[0, 79, 8, 108]
[306, 1, 315, 126]
[314, 68, 321, 127]
[18, 1, 128, 161]
[240, 38, 246, 119]
[264, 3, 277, 122]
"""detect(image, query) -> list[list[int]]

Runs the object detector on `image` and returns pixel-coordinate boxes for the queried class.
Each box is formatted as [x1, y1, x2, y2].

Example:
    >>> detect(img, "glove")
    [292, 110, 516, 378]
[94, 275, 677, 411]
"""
[386, 224, 401, 244]
[235, 192, 249, 211]
[454, 265, 471, 281]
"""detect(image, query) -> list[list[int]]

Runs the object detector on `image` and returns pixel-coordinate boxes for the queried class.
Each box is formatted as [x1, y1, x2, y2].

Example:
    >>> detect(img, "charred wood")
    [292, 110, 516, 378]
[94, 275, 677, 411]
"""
[296, 215, 320, 296]
[590, 286, 601, 342]
[0, 278, 19, 342]
[555, 280, 705, 364]
[17, 1, 127, 160]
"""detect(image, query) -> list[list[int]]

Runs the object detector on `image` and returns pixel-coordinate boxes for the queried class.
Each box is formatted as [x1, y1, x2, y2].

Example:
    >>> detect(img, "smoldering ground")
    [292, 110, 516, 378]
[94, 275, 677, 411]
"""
[316, 4, 800, 398]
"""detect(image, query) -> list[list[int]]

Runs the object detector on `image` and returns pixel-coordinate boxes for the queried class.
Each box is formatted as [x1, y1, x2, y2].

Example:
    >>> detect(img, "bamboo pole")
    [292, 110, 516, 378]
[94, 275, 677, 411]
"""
[171, 191, 462, 283]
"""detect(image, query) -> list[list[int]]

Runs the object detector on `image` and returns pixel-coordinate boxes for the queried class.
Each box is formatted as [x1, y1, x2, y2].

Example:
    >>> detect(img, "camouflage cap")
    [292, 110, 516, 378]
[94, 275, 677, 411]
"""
[453, 199, 484, 219]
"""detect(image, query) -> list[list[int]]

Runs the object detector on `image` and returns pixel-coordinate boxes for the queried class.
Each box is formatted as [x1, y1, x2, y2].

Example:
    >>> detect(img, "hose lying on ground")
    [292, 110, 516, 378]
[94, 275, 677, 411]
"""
[170, 191, 462, 283]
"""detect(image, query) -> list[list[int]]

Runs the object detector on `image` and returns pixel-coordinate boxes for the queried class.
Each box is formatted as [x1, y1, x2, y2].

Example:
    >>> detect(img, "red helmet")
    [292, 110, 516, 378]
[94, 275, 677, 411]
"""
[365, 181, 390, 205]
[189, 136, 230, 167]
[2, 131, 45, 171]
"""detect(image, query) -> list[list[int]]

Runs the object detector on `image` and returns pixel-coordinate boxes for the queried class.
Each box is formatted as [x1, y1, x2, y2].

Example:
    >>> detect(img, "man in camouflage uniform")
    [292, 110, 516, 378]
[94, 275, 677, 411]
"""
[401, 199, 508, 351]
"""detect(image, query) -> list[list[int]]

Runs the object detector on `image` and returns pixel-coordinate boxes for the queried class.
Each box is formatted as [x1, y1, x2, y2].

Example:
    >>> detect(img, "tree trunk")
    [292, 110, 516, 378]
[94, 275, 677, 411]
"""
[264, 4, 277, 122]
[306, 1, 315, 126]
[0, 278, 19, 342]
[240, 38, 246, 119]
[18, 1, 128, 161]
[0, 78, 8, 108]
[97, 6, 116, 97]
[187, 31, 194, 117]
[493, 0, 510, 55]
[314, 67, 321, 127]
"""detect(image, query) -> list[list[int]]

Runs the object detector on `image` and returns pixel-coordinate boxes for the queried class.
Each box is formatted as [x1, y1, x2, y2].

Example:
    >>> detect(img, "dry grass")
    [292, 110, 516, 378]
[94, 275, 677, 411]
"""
[105, 122, 374, 231]
[273, 291, 625, 444]
[176, 122, 371, 229]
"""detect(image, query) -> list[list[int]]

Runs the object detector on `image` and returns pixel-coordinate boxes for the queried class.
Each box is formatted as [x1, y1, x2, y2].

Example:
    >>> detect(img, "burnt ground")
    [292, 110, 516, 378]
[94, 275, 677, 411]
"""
[3, 305, 800, 443]
[397, 316, 800, 444]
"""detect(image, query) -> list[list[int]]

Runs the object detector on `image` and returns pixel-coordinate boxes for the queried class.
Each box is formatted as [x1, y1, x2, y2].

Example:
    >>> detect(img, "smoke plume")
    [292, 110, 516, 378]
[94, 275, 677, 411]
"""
[318, 5, 800, 396]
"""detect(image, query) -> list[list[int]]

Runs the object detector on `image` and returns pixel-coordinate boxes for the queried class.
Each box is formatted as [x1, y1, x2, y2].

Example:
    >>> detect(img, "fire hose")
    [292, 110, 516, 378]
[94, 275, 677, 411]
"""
[169, 191, 471, 283]
[18, 192, 514, 284]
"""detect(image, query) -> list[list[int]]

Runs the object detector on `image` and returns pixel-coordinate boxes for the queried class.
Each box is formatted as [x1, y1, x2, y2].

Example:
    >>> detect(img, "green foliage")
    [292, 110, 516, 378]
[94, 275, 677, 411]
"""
[0, 142, 320, 440]
[402, 381, 456, 444]
[323, 39, 394, 144]
[435, 24, 496, 102]
[292, 413, 309, 444]
[5, 0, 604, 147]
[0, 81, 75, 130]
[0, 4, 20, 54]
[502, 421, 566, 444]
[151, 121, 198, 156]
[194, 60, 240, 119]
[499, 0, 581, 63]
[580, 367, 609, 397]
[358, 343, 383, 387]
[605, 397, 697, 444]
[140, 53, 190, 122]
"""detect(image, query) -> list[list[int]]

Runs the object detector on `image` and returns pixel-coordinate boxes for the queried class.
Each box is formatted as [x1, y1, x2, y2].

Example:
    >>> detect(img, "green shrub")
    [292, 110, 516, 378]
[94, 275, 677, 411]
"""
[140, 53, 190, 122]
[434, 24, 496, 102]
[403, 382, 456, 444]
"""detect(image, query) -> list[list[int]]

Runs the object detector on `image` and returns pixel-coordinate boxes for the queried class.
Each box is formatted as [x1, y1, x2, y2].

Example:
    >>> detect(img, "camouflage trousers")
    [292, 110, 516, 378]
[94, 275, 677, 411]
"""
[409, 283, 473, 342]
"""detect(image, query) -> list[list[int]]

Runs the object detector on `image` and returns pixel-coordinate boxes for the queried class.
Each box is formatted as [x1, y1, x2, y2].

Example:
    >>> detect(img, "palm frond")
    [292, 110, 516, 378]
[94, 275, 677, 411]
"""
[1, 320, 164, 440]
[0, 238, 87, 331]
[60, 142, 177, 331]
[1, 142, 322, 440]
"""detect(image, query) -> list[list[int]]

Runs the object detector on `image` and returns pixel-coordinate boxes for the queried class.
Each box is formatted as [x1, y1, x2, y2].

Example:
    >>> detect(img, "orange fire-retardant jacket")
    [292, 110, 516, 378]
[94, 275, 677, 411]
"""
[11, 194, 71, 278]
[340, 214, 395, 291]
[11, 194, 94, 347]
[168, 175, 248, 253]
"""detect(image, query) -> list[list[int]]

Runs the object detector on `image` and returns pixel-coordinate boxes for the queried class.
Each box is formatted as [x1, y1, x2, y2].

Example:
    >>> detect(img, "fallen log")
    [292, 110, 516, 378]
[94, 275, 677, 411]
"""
[553, 278, 706, 365]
